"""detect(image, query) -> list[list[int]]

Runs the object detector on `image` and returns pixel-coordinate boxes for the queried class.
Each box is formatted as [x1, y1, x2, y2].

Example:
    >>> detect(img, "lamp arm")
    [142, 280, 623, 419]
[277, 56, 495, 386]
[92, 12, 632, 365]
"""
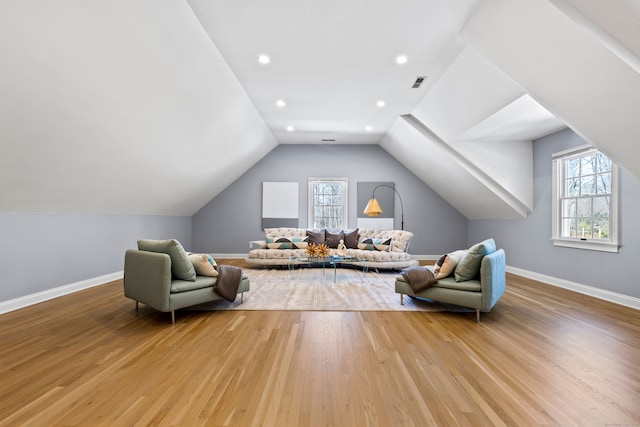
[372, 185, 404, 230]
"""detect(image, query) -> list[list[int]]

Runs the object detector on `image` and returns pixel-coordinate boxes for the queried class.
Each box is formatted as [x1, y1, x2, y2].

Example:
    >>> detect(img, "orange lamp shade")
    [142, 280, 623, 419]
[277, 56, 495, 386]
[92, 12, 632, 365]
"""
[363, 198, 383, 217]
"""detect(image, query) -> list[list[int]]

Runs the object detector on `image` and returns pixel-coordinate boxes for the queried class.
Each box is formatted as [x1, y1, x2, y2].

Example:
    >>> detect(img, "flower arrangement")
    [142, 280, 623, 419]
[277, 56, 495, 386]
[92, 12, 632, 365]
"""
[316, 243, 329, 259]
[305, 242, 330, 260]
[305, 242, 318, 258]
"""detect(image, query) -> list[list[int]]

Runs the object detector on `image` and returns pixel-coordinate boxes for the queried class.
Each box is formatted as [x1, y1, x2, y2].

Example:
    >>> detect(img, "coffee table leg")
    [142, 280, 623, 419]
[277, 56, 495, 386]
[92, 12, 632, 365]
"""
[359, 260, 369, 273]
[288, 257, 298, 281]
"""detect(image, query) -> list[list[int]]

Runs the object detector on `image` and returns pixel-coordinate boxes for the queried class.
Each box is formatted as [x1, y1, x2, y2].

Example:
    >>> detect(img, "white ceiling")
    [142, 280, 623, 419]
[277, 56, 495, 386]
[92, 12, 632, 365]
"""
[556, 0, 640, 72]
[1, 0, 638, 218]
[188, 0, 480, 144]
[0, 1, 276, 215]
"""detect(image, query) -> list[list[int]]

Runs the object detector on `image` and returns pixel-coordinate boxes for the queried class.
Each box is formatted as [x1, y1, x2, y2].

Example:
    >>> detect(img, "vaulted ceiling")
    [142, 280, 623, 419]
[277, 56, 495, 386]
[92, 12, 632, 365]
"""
[1, 0, 638, 218]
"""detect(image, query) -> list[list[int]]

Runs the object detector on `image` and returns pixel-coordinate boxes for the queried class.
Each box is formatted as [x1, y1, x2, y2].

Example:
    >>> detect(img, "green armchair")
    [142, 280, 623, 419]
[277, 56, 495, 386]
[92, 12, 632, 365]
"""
[124, 246, 249, 324]
[395, 241, 505, 322]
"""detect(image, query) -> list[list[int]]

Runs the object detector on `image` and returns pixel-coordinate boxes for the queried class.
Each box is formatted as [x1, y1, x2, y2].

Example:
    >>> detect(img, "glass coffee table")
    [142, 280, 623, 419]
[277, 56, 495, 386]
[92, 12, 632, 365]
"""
[288, 256, 368, 282]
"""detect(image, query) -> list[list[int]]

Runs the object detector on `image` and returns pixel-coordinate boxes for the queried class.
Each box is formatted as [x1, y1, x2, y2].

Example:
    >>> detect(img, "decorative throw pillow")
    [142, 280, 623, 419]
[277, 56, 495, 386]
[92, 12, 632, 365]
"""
[266, 238, 292, 249]
[291, 237, 309, 249]
[306, 229, 325, 245]
[205, 254, 217, 267]
[357, 237, 392, 251]
[188, 254, 219, 277]
[325, 230, 344, 249]
[434, 250, 467, 279]
[266, 236, 309, 249]
[137, 239, 196, 281]
[454, 238, 496, 282]
[433, 254, 447, 276]
[344, 228, 359, 249]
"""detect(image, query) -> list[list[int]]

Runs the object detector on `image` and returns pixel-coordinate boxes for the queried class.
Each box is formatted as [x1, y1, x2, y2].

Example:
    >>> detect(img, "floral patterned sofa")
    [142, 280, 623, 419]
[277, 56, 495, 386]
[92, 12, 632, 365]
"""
[246, 227, 418, 270]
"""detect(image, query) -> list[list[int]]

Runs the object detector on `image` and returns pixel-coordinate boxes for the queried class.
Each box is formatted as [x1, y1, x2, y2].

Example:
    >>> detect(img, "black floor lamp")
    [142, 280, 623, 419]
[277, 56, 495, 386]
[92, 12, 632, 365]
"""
[362, 184, 404, 230]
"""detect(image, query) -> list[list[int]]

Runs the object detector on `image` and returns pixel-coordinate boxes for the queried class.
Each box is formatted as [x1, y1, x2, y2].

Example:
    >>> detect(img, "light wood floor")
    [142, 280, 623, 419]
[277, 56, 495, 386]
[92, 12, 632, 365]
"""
[1, 260, 638, 426]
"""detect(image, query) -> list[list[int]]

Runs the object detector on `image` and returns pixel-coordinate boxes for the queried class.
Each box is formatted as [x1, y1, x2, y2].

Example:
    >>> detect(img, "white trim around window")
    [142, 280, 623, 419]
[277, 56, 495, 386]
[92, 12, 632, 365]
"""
[307, 178, 348, 230]
[551, 144, 619, 253]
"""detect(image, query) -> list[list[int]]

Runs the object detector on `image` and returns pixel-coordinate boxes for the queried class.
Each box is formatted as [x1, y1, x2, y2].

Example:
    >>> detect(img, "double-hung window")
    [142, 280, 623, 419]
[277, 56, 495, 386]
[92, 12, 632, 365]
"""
[551, 145, 619, 252]
[308, 178, 348, 229]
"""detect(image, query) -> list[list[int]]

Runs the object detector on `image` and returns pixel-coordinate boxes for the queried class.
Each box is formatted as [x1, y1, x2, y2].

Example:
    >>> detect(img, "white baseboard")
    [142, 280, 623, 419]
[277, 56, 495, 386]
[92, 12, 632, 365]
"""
[412, 254, 440, 261]
[507, 266, 640, 310]
[0, 271, 124, 315]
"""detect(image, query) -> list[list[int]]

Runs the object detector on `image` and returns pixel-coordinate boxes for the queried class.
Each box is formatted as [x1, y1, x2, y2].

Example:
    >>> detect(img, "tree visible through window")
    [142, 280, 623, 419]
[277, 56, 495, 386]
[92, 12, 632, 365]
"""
[308, 178, 347, 229]
[561, 151, 611, 239]
[552, 146, 619, 252]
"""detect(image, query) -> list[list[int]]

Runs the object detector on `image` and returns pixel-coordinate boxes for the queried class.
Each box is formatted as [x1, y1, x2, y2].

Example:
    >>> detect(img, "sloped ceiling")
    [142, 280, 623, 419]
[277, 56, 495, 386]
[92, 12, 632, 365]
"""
[0, 0, 638, 218]
[0, 1, 277, 215]
[461, 0, 640, 182]
[381, 115, 533, 219]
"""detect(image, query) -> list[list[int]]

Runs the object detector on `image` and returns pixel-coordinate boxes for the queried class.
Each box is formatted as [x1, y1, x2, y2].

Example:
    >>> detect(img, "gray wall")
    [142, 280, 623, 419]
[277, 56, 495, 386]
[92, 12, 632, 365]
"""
[0, 213, 191, 301]
[192, 144, 468, 255]
[5, 132, 637, 304]
[468, 128, 640, 299]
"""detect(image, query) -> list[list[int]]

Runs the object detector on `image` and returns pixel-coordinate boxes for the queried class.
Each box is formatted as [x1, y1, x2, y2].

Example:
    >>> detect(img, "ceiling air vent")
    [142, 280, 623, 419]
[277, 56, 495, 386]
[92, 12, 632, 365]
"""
[321, 139, 336, 142]
[412, 76, 427, 88]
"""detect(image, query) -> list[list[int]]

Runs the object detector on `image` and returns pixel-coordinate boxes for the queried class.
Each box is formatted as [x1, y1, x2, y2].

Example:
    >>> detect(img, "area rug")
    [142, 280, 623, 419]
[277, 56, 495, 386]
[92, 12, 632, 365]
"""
[188, 266, 474, 312]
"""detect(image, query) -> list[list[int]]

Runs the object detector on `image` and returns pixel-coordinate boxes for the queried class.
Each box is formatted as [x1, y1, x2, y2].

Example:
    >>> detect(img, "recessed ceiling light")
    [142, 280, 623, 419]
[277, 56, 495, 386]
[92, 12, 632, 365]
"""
[286, 126, 294, 132]
[276, 99, 286, 108]
[376, 100, 385, 108]
[365, 126, 373, 132]
[396, 55, 408, 65]
[258, 54, 270, 64]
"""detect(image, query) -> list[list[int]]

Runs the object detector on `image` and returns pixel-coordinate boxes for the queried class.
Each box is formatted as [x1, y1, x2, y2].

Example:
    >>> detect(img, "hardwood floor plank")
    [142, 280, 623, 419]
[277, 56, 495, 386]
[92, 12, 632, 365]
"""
[0, 262, 639, 426]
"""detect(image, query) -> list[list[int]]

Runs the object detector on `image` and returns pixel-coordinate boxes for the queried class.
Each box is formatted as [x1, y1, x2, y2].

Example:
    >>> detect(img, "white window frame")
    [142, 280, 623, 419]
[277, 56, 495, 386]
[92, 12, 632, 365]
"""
[551, 144, 619, 253]
[308, 178, 348, 230]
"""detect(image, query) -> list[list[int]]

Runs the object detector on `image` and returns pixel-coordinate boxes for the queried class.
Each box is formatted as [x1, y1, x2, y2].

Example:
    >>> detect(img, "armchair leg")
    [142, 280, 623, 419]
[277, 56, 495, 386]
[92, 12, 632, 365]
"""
[400, 294, 404, 305]
[241, 292, 244, 303]
[476, 309, 480, 323]
[171, 310, 175, 325]
[135, 301, 139, 310]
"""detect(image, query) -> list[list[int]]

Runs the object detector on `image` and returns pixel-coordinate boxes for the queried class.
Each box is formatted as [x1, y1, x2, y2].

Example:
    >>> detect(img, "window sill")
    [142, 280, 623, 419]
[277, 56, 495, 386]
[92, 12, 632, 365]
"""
[551, 238, 619, 253]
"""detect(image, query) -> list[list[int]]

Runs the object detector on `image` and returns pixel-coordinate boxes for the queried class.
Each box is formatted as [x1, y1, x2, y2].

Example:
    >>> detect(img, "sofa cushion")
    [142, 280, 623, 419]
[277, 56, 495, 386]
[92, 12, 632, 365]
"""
[188, 254, 219, 277]
[306, 229, 325, 245]
[325, 230, 344, 248]
[138, 239, 196, 281]
[434, 249, 467, 279]
[434, 277, 482, 292]
[344, 228, 359, 249]
[170, 276, 217, 293]
[454, 238, 496, 282]
[358, 237, 391, 251]
[266, 236, 309, 249]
